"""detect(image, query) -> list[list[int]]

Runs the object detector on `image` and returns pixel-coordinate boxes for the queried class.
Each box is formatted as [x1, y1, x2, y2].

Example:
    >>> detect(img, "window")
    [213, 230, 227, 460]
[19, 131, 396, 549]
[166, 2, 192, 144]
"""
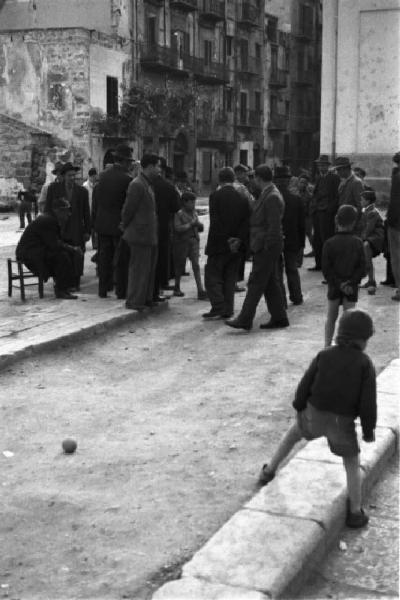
[240, 92, 247, 124]
[204, 40, 213, 66]
[225, 87, 233, 112]
[255, 43, 261, 61]
[239, 149, 248, 165]
[106, 76, 118, 116]
[147, 16, 157, 45]
[270, 94, 278, 115]
[271, 46, 278, 74]
[225, 35, 233, 57]
[202, 151, 212, 184]
[267, 18, 278, 44]
[254, 91, 261, 112]
[48, 82, 65, 110]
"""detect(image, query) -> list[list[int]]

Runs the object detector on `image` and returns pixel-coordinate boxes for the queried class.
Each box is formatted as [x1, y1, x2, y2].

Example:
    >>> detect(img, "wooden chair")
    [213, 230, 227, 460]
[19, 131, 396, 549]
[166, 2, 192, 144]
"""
[7, 258, 44, 301]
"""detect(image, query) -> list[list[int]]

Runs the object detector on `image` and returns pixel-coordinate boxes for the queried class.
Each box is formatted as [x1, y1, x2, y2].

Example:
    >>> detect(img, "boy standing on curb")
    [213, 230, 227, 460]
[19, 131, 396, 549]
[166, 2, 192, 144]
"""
[172, 191, 207, 300]
[321, 204, 366, 347]
[258, 309, 376, 529]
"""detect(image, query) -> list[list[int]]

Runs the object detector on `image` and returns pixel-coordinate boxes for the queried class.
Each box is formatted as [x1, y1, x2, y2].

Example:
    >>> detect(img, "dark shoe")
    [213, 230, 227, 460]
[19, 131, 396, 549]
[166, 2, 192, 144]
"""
[367, 282, 377, 295]
[55, 290, 78, 300]
[202, 309, 223, 319]
[258, 464, 276, 486]
[173, 288, 185, 297]
[346, 508, 369, 528]
[220, 312, 233, 319]
[153, 296, 167, 302]
[391, 292, 400, 302]
[307, 266, 321, 271]
[291, 299, 303, 305]
[225, 318, 252, 331]
[234, 284, 246, 293]
[321, 280, 327, 285]
[304, 250, 315, 258]
[197, 291, 208, 300]
[163, 284, 176, 291]
[260, 318, 289, 329]
[360, 280, 372, 289]
[380, 280, 395, 286]
[125, 302, 145, 311]
[183, 271, 190, 276]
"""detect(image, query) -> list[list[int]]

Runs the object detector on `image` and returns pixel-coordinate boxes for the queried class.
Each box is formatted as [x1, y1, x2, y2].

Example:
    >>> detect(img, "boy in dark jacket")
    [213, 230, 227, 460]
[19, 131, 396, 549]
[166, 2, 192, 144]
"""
[258, 309, 376, 529]
[321, 204, 366, 347]
[359, 190, 384, 295]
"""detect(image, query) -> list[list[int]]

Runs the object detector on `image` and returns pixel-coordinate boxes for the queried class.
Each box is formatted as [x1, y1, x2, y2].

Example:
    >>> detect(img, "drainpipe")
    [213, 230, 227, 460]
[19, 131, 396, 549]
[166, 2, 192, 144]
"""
[331, 0, 339, 161]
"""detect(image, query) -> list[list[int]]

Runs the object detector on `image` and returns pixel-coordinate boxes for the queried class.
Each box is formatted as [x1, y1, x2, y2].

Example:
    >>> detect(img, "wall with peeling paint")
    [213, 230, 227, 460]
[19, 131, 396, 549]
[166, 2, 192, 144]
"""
[320, 0, 400, 190]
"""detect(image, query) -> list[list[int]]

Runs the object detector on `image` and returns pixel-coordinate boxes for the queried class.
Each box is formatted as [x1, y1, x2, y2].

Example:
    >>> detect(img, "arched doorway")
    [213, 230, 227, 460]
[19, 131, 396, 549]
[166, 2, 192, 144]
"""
[173, 132, 188, 175]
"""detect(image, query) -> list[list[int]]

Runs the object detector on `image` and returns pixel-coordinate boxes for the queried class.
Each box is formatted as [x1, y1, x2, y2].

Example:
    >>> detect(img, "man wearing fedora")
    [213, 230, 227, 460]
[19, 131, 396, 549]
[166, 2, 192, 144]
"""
[387, 151, 400, 301]
[274, 165, 305, 305]
[308, 155, 340, 271]
[335, 156, 363, 233]
[45, 162, 91, 290]
[92, 144, 134, 298]
[121, 153, 161, 310]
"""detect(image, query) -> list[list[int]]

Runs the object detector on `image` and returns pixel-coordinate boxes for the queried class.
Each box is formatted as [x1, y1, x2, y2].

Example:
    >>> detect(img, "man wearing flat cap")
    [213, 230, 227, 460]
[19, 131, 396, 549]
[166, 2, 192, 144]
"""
[335, 156, 363, 233]
[45, 162, 91, 290]
[92, 144, 134, 298]
[387, 151, 400, 301]
[308, 155, 340, 271]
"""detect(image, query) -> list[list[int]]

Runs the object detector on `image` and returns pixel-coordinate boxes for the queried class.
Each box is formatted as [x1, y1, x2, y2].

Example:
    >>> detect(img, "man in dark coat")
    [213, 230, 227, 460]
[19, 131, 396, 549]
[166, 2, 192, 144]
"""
[92, 144, 133, 298]
[274, 166, 306, 305]
[203, 167, 250, 319]
[152, 159, 181, 301]
[16, 198, 81, 299]
[45, 162, 91, 289]
[387, 151, 400, 301]
[309, 155, 340, 271]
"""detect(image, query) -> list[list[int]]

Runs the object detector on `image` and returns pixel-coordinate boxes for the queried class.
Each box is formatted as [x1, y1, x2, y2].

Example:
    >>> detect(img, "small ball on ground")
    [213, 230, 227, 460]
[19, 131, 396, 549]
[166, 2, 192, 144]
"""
[62, 438, 77, 454]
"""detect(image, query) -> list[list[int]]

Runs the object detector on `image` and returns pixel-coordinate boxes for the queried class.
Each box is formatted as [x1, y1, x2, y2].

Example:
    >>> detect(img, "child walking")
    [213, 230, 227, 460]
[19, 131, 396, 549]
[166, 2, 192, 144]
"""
[359, 189, 384, 295]
[258, 309, 376, 529]
[172, 191, 207, 300]
[321, 204, 366, 347]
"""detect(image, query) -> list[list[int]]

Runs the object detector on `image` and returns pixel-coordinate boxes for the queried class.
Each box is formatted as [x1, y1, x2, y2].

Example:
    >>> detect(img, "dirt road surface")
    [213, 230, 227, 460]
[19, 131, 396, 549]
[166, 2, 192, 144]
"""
[0, 215, 398, 599]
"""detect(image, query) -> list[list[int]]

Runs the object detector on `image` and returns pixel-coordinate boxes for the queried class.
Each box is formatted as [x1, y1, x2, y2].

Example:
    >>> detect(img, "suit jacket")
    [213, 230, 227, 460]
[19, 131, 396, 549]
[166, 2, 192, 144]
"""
[313, 171, 340, 214]
[45, 181, 91, 248]
[279, 187, 306, 252]
[338, 173, 363, 216]
[250, 182, 284, 253]
[92, 164, 132, 236]
[205, 184, 250, 256]
[121, 173, 158, 246]
[361, 204, 384, 253]
[387, 166, 400, 230]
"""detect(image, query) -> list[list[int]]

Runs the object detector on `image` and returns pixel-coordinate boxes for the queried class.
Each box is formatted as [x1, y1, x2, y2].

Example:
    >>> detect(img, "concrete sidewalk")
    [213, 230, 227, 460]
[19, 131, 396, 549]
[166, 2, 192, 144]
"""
[153, 360, 399, 600]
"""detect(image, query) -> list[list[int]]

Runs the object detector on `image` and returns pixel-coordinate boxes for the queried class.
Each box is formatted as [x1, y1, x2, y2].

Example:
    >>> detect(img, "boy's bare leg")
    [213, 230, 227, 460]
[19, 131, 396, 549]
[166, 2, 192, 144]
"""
[192, 262, 205, 293]
[325, 299, 340, 347]
[343, 454, 362, 513]
[342, 298, 356, 312]
[266, 422, 303, 474]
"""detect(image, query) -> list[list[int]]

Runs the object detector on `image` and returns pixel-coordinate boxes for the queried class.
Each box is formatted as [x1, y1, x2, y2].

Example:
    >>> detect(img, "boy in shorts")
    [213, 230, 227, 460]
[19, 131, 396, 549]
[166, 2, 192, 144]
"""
[258, 309, 376, 528]
[172, 191, 207, 300]
[359, 189, 384, 295]
[322, 204, 366, 347]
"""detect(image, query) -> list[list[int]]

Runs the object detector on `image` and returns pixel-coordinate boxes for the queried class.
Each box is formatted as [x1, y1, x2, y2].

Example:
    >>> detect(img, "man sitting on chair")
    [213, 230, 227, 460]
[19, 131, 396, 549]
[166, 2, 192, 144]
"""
[16, 198, 82, 299]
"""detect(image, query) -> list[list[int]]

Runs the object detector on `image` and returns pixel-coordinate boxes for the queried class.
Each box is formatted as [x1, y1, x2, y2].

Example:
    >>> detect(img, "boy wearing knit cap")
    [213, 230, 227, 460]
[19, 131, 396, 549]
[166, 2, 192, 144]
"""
[258, 309, 376, 528]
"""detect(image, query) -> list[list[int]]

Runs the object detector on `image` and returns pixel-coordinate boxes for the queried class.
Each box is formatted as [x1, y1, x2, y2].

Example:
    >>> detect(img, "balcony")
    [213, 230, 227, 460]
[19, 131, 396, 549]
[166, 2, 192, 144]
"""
[197, 117, 233, 148]
[199, 0, 225, 23]
[292, 69, 314, 86]
[291, 115, 319, 132]
[269, 68, 288, 88]
[238, 2, 259, 28]
[140, 43, 192, 77]
[238, 109, 263, 129]
[192, 56, 228, 84]
[268, 113, 288, 131]
[170, 0, 197, 11]
[237, 55, 262, 77]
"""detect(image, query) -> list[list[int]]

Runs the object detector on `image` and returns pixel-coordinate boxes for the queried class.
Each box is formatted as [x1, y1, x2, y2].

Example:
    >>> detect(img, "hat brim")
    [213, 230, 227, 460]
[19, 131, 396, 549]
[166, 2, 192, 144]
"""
[335, 163, 353, 169]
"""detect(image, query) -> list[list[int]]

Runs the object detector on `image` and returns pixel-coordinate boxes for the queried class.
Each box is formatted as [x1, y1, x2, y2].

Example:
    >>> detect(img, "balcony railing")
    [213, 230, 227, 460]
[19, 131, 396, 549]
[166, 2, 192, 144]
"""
[268, 113, 288, 131]
[170, 0, 197, 11]
[140, 43, 192, 75]
[237, 55, 262, 76]
[238, 109, 263, 128]
[199, 0, 225, 22]
[269, 68, 288, 87]
[292, 69, 314, 86]
[238, 2, 259, 27]
[192, 56, 228, 84]
[291, 115, 319, 132]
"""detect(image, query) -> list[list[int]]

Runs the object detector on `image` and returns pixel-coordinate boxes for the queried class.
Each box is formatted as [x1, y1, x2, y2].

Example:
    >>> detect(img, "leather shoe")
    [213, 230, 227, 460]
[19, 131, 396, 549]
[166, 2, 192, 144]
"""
[225, 318, 252, 331]
[125, 302, 145, 311]
[153, 296, 167, 302]
[202, 309, 223, 319]
[260, 319, 289, 329]
[55, 290, 78, 300]
[234, 285, 246, 293]
[307, 266, 321, 271]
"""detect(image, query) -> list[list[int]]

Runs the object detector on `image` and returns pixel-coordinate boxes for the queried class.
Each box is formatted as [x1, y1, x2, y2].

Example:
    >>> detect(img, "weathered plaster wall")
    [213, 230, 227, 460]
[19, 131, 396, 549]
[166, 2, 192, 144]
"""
[0, 0, 131, 38]
[320, 0, 400, 182]
[90, 43, 127, 113]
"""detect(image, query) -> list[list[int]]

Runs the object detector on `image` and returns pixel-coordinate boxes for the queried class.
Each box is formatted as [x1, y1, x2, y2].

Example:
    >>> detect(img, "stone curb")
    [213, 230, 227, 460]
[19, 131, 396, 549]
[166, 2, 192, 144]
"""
[153, 359, 399, 600]
[0, 302, 168, 371]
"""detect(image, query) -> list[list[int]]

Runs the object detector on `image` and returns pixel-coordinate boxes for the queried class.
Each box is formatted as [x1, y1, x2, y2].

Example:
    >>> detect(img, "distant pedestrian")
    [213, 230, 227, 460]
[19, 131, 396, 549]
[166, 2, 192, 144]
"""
[359, 190, 384, 295]
[296, 171, 314, 256]
[203, 167, 250, 320]
[258, 308, 376, 529]
[226, 164, 288, 331]
[274, 165, 306, 306]
[172, 191, 207, 300]
[322, 205, 366, 347]
[82, 168, 98, 211]
[17, 186, 35, 229]
[386, 151, 400, 301]
[121, 153, 161, 311]
[92, 145, 133, 298]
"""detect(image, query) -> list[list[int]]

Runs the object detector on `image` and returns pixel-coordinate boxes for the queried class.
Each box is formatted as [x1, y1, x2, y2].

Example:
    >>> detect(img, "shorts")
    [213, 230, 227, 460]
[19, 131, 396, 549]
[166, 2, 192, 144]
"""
[327, 284, 358, 304]
[297, 403, 359, 457]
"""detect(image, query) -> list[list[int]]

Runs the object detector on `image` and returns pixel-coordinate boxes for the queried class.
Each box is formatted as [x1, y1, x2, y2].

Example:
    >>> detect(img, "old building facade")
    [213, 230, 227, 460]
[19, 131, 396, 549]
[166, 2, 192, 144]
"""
[0, 0, 322, 195]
